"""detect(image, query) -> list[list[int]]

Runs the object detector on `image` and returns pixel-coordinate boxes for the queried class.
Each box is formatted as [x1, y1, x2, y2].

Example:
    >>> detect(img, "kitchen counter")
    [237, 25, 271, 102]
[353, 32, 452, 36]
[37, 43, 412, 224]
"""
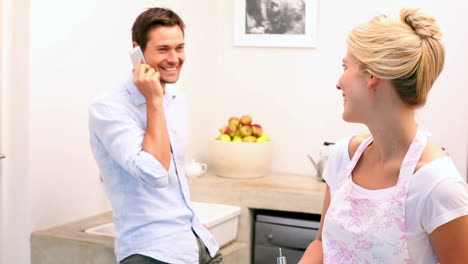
[31, 211, 247, 264]
[189, 170, 325, 215]
[31, 171, 326, 264]
[188, 170, 326, 262]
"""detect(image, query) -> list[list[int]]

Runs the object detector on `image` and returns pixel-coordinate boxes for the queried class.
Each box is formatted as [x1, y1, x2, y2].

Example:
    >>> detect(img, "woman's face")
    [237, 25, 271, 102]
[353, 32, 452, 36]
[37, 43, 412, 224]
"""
[336, 50, 373, 123]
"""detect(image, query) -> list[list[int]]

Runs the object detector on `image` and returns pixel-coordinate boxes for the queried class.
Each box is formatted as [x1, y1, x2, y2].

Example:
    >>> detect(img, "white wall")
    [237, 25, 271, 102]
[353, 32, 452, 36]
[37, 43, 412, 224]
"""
[2, 0, 31, 263]
[1, 0, 467, 264]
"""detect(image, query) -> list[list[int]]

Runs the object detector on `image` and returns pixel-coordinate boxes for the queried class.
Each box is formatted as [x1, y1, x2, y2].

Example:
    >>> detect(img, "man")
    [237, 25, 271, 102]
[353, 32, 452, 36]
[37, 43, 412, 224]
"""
[89, 8, 222, 264]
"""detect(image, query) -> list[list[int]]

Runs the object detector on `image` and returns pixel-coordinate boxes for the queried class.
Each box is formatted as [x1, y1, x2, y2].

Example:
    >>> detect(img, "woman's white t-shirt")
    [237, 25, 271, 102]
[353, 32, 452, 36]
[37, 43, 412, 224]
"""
[323, 136, 468, 264]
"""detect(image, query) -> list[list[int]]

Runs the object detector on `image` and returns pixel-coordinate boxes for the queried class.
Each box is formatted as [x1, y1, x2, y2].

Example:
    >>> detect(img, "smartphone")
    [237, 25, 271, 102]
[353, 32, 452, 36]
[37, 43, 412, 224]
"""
[129, 46, 147, 67]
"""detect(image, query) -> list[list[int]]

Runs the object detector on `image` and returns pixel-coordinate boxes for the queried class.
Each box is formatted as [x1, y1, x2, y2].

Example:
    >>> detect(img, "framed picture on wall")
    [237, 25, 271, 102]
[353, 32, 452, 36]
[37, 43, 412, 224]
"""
[234, 0, 318, 48]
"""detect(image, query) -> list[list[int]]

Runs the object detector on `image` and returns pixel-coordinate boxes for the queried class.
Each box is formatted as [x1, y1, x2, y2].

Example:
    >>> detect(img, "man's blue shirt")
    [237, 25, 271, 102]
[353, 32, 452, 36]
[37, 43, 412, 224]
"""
[89, 76, 219, 263]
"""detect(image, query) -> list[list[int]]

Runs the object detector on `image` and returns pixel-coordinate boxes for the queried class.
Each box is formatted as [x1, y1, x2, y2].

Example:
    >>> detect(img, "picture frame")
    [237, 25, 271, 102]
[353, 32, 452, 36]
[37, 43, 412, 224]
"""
[234, 0, 318, 48]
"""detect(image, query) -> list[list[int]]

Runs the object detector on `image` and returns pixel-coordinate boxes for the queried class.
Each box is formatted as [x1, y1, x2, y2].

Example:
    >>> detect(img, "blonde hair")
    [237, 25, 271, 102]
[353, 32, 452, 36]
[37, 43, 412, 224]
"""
[347, 8, 445, 106]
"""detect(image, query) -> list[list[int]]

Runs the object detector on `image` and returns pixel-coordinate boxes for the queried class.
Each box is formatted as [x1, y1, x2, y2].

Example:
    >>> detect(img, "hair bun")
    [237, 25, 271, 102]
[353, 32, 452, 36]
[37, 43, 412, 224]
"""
[401, 8, 442, 40]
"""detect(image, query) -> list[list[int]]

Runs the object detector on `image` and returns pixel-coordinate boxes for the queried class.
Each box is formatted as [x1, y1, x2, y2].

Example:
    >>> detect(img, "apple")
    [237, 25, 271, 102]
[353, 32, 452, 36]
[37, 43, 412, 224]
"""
[239, 125, 252, 137]
[256, 134, 271, 142]
[240, 115, 252, 126]
[219, 125, 228, 135]
[251, 124, 263, 137]
[242, 136, 257, 142]
[228, 117, 240, 128]
[218, 134, 231, 141]
[224, 124, 237, 137]
[232, 136, 242, 142]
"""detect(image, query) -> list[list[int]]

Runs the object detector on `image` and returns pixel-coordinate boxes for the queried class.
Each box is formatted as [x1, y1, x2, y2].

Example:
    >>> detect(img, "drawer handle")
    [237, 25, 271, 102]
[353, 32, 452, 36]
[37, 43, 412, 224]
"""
[0, 153, 5, 159]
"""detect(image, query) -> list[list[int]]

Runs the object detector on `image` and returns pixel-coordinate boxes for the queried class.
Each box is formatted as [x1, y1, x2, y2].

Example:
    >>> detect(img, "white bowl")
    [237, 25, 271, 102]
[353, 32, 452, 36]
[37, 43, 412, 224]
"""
[208, 139, 273, 179]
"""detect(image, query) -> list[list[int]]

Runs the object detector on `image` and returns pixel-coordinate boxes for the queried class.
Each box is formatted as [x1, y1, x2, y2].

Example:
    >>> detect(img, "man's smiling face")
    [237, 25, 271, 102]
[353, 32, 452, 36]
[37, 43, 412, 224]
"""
[143, 25, 185, 85]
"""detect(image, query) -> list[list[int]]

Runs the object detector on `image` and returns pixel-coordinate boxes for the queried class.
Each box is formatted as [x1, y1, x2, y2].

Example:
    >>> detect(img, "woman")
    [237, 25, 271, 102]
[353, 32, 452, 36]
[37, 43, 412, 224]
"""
[299, 8, 468, 264]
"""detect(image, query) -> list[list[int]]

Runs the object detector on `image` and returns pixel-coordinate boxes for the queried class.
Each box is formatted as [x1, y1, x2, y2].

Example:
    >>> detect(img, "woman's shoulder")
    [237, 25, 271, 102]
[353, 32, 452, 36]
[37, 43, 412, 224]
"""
[348, 134, 372, 159]
[410, 155, 467, 234]
[328, 134, 370, 162]
[416, 141, 449, 171]
[323, 135, 363, 191]
[409, 152, 463, 208]
[413, 152, 461, 186]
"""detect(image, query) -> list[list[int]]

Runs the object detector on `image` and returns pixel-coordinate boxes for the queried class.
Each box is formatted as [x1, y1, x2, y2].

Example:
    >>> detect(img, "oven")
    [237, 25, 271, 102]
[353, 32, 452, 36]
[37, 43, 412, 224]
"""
[253, 210, 320, 264]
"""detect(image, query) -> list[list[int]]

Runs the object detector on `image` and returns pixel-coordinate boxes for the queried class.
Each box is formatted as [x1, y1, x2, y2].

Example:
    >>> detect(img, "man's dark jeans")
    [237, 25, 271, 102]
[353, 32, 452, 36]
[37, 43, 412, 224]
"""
[120, 235, 223, 264]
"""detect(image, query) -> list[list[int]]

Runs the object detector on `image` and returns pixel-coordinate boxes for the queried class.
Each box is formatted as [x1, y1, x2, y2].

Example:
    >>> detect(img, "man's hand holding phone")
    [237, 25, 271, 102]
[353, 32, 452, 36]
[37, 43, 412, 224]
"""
[130, 46, 164, 105]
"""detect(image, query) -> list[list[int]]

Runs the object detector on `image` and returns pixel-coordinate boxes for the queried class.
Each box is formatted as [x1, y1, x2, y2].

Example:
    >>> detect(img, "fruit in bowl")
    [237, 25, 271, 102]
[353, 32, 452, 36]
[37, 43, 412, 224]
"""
[210, 115, 273, 178]
[216, 115, 271, 143]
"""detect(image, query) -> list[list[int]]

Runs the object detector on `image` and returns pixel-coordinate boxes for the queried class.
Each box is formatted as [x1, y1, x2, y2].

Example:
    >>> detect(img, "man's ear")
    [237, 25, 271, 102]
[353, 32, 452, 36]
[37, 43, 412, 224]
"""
[367, 75, 380, 90]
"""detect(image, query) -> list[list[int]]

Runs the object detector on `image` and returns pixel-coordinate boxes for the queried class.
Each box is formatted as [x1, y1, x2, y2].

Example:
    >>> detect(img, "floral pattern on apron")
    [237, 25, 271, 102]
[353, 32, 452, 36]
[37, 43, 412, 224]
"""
[322, 128, 427, 264]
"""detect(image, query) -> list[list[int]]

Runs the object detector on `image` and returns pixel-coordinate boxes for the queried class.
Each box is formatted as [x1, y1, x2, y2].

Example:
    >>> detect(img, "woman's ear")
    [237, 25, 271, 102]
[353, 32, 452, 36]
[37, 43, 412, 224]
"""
[132, 41, 139, 48]
[367, 75, 380, 90]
